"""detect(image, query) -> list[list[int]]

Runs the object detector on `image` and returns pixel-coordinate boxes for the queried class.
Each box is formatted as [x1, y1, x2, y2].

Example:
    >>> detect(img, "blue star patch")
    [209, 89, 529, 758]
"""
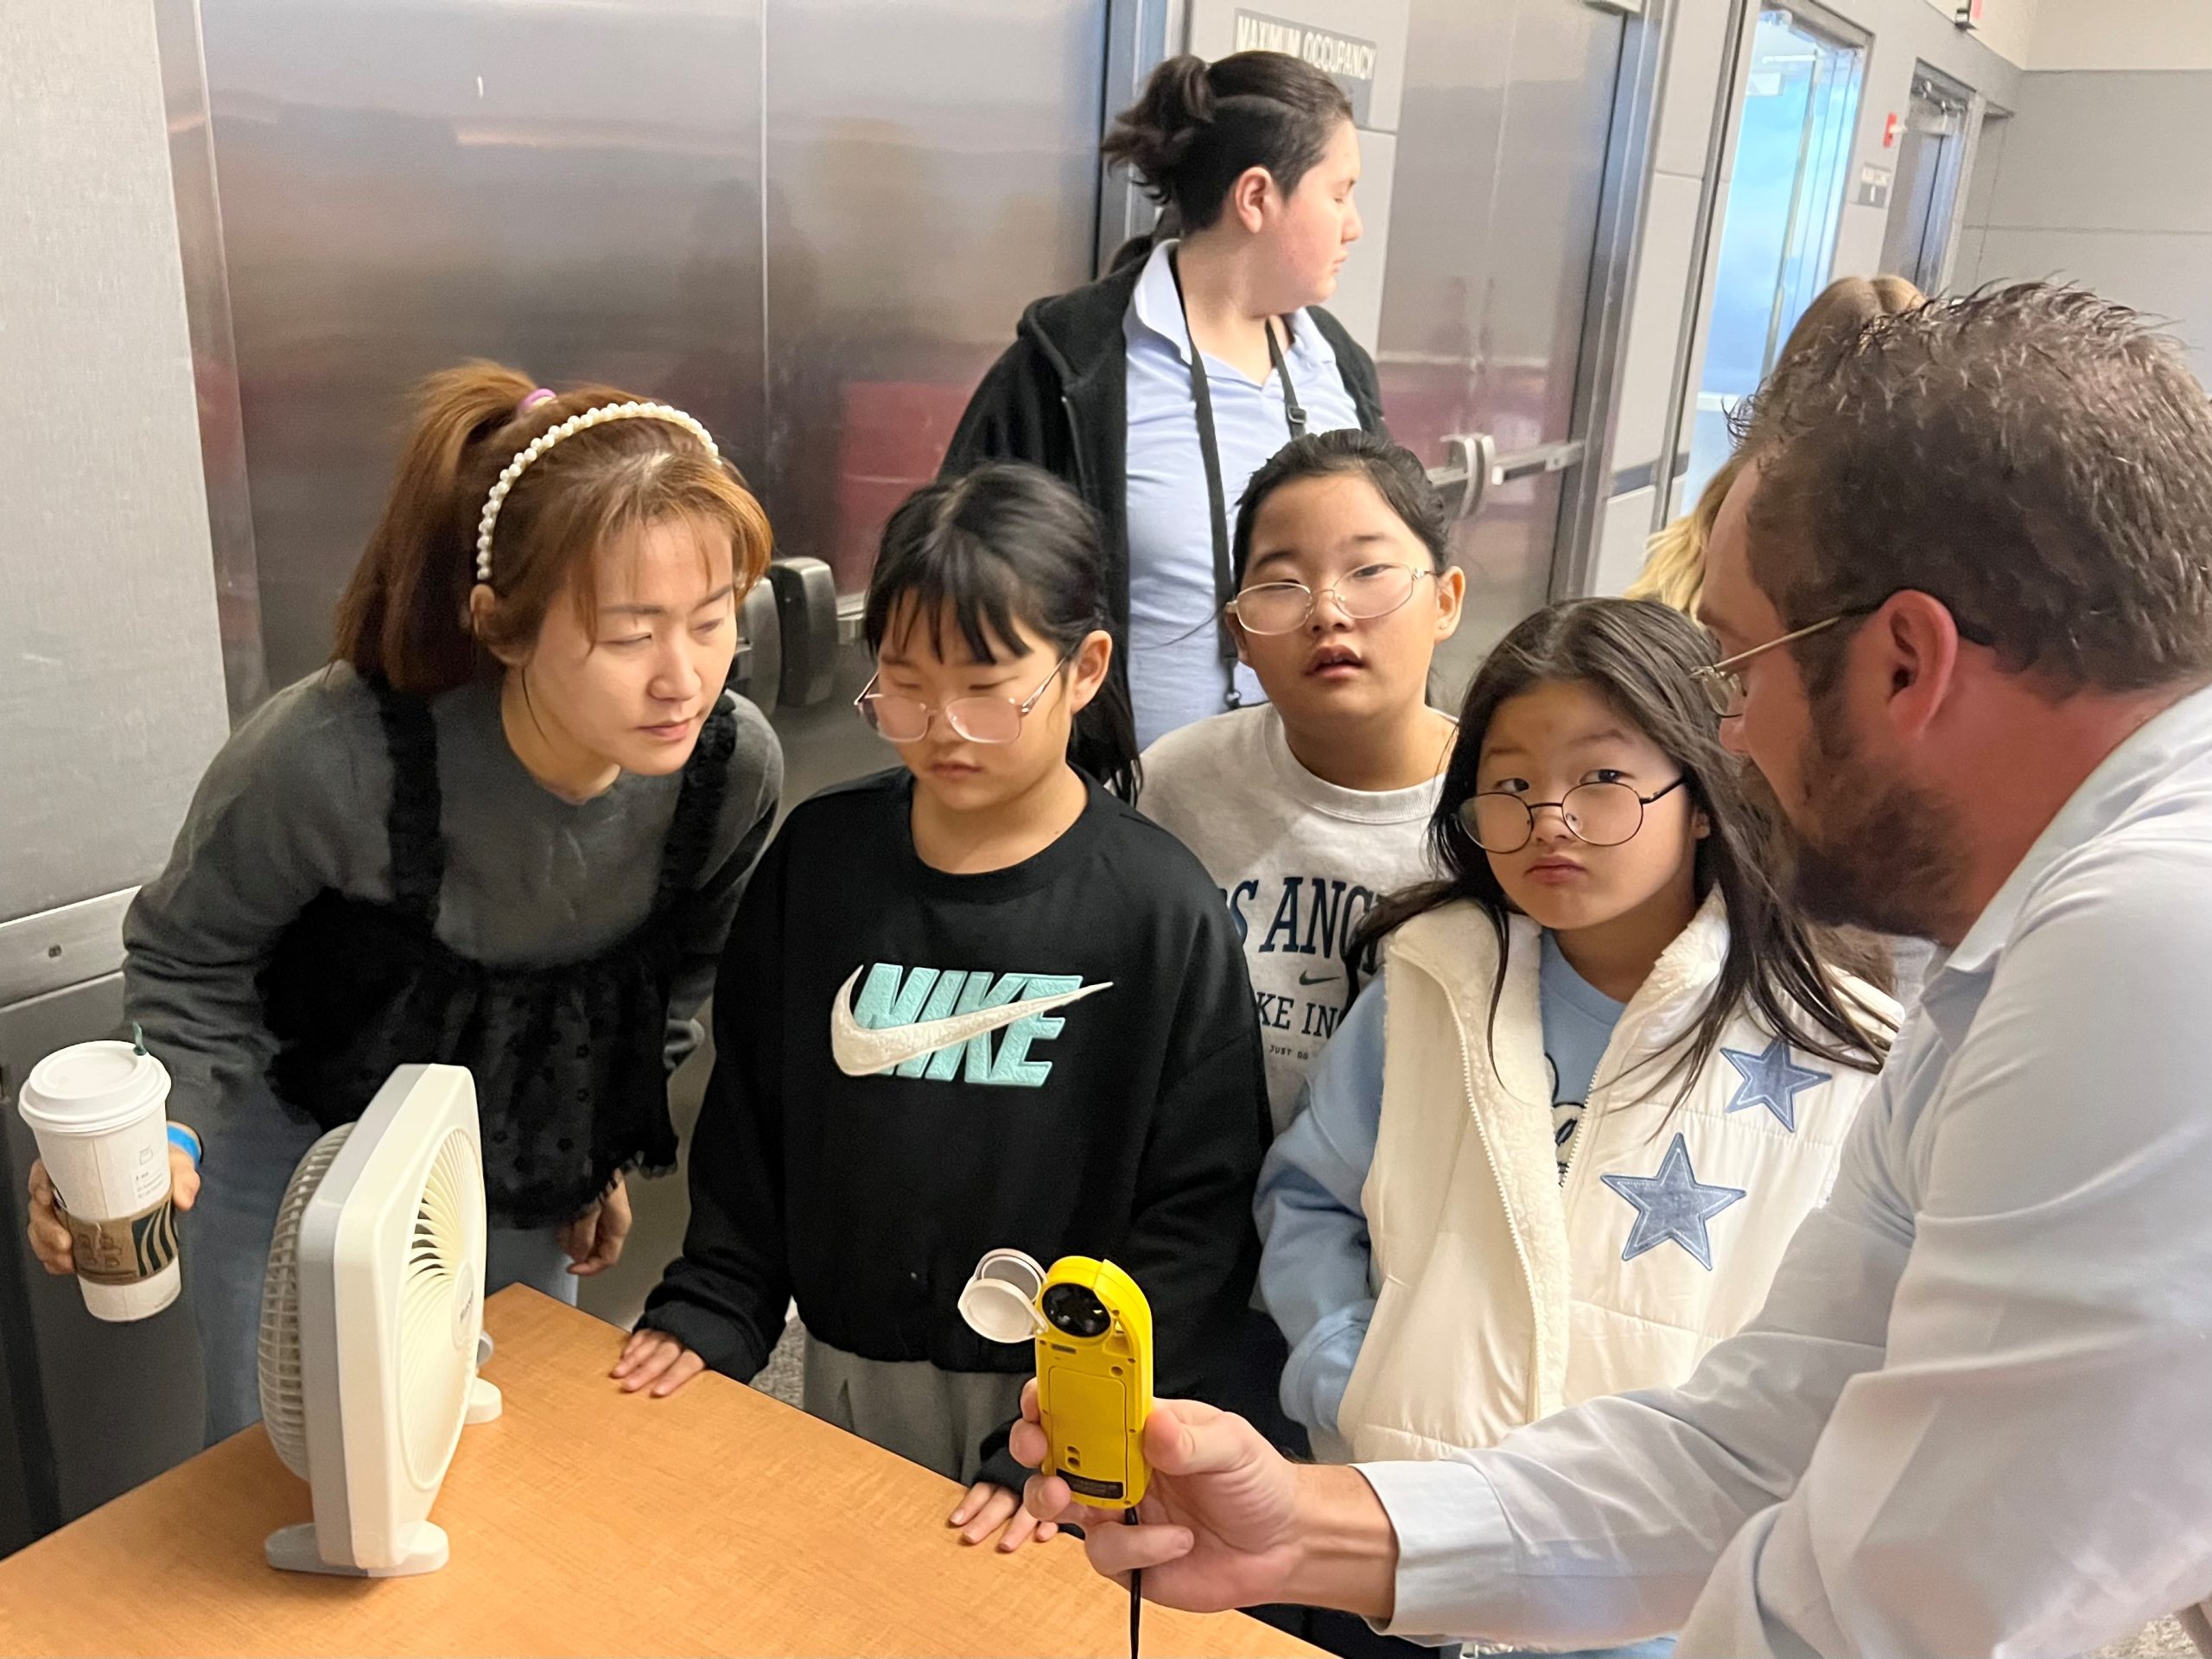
[1720, 1036, 1829, 1132]
[1601, 1132, 1745, 1269]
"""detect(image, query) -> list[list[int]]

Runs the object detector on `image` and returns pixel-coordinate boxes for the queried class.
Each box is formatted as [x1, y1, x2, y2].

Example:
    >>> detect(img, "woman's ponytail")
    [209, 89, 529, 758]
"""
[334, 360, 537, 691]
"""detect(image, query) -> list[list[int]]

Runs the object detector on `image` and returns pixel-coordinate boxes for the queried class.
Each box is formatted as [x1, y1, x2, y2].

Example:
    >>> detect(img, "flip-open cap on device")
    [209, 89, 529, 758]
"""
[957, 1248, 1049, 1343]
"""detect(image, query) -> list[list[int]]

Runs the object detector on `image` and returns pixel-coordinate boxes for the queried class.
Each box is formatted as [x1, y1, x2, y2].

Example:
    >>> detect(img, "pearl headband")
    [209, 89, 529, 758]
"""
[474, 399, 719, 583]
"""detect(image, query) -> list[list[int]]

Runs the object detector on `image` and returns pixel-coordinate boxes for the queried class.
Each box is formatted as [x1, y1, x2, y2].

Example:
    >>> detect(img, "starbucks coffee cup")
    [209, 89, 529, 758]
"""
[18, 1041, 181, 1321]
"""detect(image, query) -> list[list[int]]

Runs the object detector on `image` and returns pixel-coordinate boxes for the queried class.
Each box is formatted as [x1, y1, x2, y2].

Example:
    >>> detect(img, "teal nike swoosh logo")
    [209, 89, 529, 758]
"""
[829, 968, 1112, 1077]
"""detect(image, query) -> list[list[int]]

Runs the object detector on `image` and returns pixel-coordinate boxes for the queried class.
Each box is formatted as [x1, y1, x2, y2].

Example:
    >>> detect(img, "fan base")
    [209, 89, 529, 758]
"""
[264, 1520, 450, 1578]
[466, 1376, 503, 1425]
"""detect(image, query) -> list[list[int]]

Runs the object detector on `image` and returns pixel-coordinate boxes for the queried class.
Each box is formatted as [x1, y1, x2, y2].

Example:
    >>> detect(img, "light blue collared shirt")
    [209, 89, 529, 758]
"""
[1122, 239, 1363, 750]
[1359, 684, 2212, 1656]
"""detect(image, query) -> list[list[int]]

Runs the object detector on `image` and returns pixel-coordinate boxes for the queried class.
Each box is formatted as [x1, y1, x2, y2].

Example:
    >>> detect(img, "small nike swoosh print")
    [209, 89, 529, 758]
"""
[1297, 969, 1339, 987]
[828, 967, 1114, 1077]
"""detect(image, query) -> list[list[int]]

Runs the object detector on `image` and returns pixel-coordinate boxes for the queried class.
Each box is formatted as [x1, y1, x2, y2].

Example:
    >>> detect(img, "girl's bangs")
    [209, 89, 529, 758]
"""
[869, 532, 1041, 664]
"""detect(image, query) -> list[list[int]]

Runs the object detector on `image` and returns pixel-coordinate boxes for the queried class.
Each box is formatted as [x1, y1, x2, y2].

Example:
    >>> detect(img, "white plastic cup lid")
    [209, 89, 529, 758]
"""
[17, 1041, 170, 1138]
[957, 1249, 1046, 1344]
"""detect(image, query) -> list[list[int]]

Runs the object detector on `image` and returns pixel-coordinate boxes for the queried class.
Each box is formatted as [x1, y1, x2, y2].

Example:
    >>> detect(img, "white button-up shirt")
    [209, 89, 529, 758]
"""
[1360, 684, 2212, 1656]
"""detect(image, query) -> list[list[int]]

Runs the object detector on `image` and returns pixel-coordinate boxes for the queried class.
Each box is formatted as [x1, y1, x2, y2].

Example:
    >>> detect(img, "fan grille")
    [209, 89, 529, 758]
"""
[257, 1124, 357, 1480]
[257, 1122, 486, 1489]
[400, 1128, 483, 1486]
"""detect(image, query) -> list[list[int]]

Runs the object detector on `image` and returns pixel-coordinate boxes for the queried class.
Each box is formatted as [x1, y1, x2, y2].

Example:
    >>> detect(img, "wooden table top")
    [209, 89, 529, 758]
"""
[0, 1287, 1313, 1656]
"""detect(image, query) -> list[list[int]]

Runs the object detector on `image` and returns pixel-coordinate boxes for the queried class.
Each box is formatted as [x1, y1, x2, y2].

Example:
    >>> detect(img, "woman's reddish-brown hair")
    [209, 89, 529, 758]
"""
[333, 360, 773, 695]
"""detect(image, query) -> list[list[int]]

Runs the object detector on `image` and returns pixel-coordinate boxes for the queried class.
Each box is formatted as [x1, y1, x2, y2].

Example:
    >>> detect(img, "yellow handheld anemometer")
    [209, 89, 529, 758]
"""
[959, 1249, 1155, 1658]
[957, 1249, 1155, 1510]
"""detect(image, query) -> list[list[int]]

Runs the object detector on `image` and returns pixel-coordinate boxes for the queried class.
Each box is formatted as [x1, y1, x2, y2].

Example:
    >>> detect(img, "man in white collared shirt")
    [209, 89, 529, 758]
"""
[1014, 284, 2212, 1656]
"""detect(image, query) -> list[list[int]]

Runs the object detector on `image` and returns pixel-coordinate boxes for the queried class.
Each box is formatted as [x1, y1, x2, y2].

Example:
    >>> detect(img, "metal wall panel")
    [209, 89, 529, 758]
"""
[198, 0, 772, 694]
[156, 0, 269, 721]
[0, 0, 233, 925]
[760, 0, 1112, 587]
[751, 0, 1116, 802]
[193, 0, 1111, 800]
[2, 1, 227, 1547]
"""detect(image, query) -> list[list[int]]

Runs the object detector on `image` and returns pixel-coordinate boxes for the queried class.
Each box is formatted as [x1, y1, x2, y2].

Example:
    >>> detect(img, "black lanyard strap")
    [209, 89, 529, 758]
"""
[1168, 249, 1306, 701]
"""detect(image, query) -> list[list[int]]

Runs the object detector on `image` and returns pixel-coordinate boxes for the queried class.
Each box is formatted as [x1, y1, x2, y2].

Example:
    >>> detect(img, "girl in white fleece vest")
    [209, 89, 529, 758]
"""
[1258, 598, 1896, 1475]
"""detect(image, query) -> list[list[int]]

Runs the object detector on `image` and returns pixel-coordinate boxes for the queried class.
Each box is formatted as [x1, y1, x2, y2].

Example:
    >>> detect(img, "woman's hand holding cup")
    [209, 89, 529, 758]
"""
[26, 1142, 201, 1276]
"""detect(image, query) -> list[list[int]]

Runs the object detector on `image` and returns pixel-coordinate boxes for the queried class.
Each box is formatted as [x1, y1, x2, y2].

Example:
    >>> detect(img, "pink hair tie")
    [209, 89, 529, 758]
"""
[518, 387, 557, 413]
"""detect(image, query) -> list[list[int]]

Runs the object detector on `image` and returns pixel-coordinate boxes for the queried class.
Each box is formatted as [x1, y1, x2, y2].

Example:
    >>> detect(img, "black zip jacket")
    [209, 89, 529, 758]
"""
[639, 768, 1271, 1488]
[941, 257, 1389, 701]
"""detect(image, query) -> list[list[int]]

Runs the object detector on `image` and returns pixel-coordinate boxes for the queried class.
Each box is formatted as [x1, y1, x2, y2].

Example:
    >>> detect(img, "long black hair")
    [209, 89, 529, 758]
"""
[864, 461, 1140, 800]
[1354, 598, 1891, 1103]
[1101, 52, 1354, 232]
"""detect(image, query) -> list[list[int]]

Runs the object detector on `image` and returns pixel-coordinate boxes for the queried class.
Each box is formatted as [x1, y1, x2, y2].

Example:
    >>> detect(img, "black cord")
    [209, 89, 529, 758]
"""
[1124, 1508, 1142, 1659]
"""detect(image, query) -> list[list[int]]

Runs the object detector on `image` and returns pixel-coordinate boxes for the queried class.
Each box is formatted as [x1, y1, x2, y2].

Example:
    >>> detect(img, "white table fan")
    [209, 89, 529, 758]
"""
[257, 1062, 502, 1577]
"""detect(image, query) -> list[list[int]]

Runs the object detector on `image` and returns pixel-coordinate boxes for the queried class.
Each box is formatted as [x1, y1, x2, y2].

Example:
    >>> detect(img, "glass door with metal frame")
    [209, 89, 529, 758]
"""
[1681, 3, 1867, 508]
[1879, 65, 1973, 292]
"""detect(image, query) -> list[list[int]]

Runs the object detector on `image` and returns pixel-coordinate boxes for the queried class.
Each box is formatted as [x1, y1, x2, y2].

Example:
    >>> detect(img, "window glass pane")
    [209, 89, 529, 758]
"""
[1681, 10, 1866, 507]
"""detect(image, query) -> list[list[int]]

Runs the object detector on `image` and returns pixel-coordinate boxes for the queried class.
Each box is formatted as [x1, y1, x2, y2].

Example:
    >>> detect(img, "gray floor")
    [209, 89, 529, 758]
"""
[587, 1009, 2196, 1656]
[574, 1018, 716, 1337]
[754, 1315, 806, 1407]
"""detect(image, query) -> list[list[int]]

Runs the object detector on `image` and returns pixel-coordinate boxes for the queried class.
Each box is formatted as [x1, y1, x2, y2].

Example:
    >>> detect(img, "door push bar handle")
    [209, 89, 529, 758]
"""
[765, 555, 841, 709]
[1493, 439, 1585, 484]
[1428, 435, 1586, 524]
[1428, 433, 1497, 524]
[728, 577, 783, 714]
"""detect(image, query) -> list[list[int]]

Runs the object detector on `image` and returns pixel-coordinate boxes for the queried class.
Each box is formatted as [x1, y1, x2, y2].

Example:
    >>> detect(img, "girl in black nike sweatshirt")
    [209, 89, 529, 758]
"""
[617, 462, 1271, 1554]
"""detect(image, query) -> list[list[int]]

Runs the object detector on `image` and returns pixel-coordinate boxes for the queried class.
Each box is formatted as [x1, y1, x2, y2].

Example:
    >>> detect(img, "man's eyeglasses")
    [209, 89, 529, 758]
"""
[1693, 596, 1998, 719]
[1692, 608, 1872, 719]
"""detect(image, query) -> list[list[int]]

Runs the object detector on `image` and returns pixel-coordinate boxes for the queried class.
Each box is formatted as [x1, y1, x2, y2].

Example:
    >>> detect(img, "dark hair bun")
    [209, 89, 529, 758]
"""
[1099, 55, 1215, 196]
[1101, 50, 1352, 232]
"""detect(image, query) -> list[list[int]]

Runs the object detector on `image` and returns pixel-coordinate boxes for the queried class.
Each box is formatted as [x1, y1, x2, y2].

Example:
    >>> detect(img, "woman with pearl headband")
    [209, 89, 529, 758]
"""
[22, 361, 783, 1445]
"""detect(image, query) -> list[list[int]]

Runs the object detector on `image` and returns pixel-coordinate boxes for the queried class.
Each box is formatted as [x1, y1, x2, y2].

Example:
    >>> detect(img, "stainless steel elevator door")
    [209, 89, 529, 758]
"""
[199, 0, 1109, 753]
[201, 0, 772, 691]
[1880, 67, 1972, 293]
[755, 0, 1115, 800]
[1372, 0, 1625, 700]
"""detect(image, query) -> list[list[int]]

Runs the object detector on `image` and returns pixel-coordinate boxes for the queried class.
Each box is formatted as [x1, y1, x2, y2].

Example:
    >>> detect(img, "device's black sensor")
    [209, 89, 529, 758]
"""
[1041, 1282, 1110, 1338]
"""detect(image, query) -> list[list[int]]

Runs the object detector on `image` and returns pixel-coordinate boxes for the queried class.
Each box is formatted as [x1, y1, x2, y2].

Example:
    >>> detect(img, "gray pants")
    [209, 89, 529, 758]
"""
[188, 1100, 576, 1446]
[801, 1334, 1025, 1485]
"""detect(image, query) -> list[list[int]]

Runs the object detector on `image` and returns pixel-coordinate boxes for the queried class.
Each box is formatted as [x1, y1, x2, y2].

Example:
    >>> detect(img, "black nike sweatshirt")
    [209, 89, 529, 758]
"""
[639, 767, 1270, 1486]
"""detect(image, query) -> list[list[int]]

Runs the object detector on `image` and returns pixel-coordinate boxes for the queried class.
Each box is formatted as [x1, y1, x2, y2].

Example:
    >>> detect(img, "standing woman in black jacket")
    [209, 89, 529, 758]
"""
[944, 50, 1388, 749]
